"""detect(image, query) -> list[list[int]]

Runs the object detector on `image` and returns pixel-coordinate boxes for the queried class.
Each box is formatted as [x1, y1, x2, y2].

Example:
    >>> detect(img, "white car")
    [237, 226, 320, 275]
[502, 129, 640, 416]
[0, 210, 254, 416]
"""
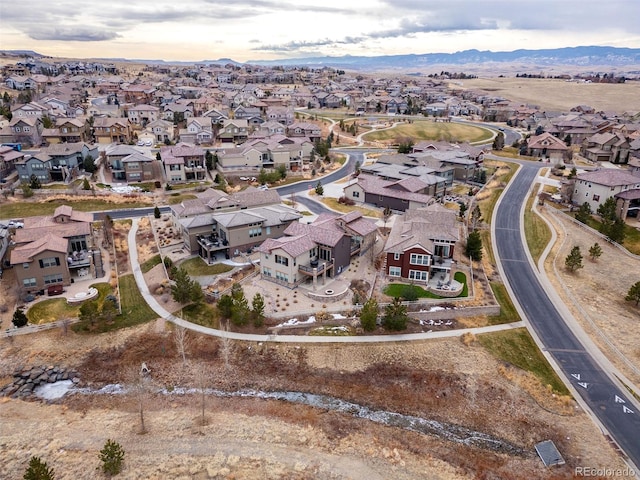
[144, 139, 153, 146]
[137, 139, 145, 146]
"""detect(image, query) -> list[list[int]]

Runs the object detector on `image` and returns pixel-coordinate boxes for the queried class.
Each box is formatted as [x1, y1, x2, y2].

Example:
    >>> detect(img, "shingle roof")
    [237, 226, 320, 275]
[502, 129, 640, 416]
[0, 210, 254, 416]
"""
[576, 169, 640, 187]
[257, 234, 317, 258]
[384, 205, 459, 254]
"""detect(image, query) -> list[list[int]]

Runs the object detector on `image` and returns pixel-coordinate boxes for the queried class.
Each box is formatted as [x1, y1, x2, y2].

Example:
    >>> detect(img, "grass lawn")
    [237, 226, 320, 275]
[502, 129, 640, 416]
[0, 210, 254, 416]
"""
[384, 272, 468, 299]
[107, 274, 157, 330]
[176, 302, 219, 328]
[477, 328, 570, 395]
[28, 282, 112, 324]
[178, 257, 234, 276]
[491, 147, 538, 161]
[167, 181, 212, 190]
[477, 162, 519, 225]
[320, 197, 382, 218]
[524, 187, 552, 265]
[0, 198, 152, 219]
[167, 193, 198, 205]
[140, 254, 162, 274]
[363, 121, 492, 144]
[576, 215, 640, 256]
[487, 282, 520, 325]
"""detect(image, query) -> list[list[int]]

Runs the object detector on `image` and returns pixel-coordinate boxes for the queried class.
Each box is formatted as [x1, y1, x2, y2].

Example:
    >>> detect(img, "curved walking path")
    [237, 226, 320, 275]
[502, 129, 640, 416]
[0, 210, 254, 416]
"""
[128, 218, 524, 343]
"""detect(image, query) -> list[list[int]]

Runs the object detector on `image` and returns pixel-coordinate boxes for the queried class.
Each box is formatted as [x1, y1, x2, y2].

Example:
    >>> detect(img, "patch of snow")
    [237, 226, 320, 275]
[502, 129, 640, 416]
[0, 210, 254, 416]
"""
[34, 380, 74, 400]
[276, 316, 316, 328]
[331, 313, 347, 320]
[111, 185, 142, 194]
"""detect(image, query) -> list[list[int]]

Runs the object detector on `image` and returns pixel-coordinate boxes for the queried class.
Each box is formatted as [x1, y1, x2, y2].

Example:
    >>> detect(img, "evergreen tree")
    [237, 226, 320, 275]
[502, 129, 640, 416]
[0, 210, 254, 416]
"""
[382, 297, 409, 331]
[12, 307, 28, 328]
[83, 155, 96, 173]
[23, 456, 55, 480]
[625, 281, 640, 306]
[575, 202, 592, 224]
[29, 174, 41, 189]
[82, 178, 91, 190]
[153, 206, 161, 218]
[99, 439, 125, 476]
[315, 181, 324, 196]
[588, 242, 602, 261]
[359, 297, 378, 332]
[565, 245, 584, 272]
[217, 294, 233, 319]
[492, 132, 505, 151]
[230, 283, 250, 326]
[251, 293, 265, 327]
[171, 267, 201, 304]
[458, 202, 467, 220]
[465, 230, 483, 261]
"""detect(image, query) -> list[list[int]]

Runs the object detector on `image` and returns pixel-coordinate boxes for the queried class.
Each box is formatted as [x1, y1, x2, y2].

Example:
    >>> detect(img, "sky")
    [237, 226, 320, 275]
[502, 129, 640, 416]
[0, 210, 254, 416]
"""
[1, 0, 639, 63]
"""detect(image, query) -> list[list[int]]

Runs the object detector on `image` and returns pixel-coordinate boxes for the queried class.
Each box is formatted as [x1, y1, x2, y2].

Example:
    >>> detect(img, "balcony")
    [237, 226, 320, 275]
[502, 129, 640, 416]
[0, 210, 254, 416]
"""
[184, 165, 205, 173]
[299, 260, 332, 276]
[350, 242, 362, 256]
[67, 251, 91, 268]
[432, 256, 454, 269]
[197, 235, 228, 251]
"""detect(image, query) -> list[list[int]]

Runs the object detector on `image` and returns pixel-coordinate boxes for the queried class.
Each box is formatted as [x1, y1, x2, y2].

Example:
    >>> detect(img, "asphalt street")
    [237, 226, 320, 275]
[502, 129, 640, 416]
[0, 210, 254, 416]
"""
[494, 164, 640, 469]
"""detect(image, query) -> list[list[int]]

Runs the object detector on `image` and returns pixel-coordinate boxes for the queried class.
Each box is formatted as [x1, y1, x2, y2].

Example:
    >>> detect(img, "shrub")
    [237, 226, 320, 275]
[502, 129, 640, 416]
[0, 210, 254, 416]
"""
[99, 439, 125, 476]
[23, 456, 55, 480]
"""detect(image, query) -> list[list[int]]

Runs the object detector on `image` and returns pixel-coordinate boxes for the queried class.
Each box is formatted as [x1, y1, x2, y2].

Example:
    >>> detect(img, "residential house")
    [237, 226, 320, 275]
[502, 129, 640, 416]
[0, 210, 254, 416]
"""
[286, 122, 322, 143]
[9, 206, 97, 294]
[581, 132, 630, 164]
[0, 145, 24, 182]
[11, 102, 51, 120]
[343, 174, 435, 212]
[161, 143, 206, 183]
[145, 119, 175, 144]
[384, 204, 459, 284]
[170, 187, 301, 259]
[179, 117, 214, 145]
[526, 132, 570, 162]
[93, 117, 132, 144]
[110, 151, 155, 183]
[41, 142, 98, 182]
[126, 104, 160, 127]
[41, 117, 89, 144]
[9, 117, 43, 147]
[573, 169, 640, 214]
[217, 119, 249, 144]
[257, 211, 378, 288]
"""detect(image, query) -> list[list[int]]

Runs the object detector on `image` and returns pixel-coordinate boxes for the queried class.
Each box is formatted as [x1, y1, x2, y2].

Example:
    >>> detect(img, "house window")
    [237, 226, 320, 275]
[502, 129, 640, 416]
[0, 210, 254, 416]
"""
[40, 257, 59, 268]
[262, 267, 272, 277]
[593, 194, 600, 202]
[389, 266, 401, 277]
[249, 227, 262, 238]
[23, 263, 30, 269]
[275, 254, 289, 266]
[266, 226, 271, 235]
[352, 191, 360, 198]
[44, 273, 63, 285]
[275, 271, 289, 282]
[23, 278, 37, 287]
[409, 270, 428, 281]
[393, 253, 400, 261]
[24, 127, 30, 132]
[409, 253, 429, 265]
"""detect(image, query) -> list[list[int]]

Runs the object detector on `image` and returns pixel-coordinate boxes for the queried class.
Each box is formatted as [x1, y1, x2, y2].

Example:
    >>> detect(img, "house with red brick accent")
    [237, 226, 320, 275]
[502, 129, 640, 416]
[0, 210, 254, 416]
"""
[383, 204, 459, 284]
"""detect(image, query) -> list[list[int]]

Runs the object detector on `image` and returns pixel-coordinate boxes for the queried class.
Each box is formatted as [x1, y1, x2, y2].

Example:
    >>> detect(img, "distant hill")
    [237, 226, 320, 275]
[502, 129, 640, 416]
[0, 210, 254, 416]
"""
[2, 46, 639, 71]
[247, 46, 640, 70]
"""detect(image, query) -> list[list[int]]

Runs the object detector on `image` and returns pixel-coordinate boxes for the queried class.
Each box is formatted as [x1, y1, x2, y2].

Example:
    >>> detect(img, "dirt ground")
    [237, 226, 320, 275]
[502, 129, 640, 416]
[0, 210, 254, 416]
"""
[0, 321, 629, 480]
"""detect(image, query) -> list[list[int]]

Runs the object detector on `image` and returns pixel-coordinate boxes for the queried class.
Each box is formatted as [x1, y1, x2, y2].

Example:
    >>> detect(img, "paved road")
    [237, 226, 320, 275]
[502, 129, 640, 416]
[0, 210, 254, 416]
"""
[494, 164, 640, 469]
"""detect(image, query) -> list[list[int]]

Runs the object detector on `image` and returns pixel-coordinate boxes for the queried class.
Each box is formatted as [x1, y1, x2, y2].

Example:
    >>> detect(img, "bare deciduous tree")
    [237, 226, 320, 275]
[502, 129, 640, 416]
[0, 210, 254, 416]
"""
[219, 320, 232, 374]
[173, 324, 189, 366]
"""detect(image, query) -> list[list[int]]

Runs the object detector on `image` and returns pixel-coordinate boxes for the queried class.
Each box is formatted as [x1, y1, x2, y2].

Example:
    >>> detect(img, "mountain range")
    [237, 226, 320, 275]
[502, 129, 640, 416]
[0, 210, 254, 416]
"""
[2, 46, 639, 71]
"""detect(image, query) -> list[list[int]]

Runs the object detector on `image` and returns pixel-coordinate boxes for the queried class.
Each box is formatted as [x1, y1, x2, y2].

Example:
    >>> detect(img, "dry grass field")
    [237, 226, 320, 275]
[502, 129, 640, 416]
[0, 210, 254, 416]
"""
[450, 77, 640, 113]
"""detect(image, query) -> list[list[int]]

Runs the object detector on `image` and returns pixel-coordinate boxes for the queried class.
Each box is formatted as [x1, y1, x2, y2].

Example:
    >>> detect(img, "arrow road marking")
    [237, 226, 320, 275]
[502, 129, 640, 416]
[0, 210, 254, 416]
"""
[622, 406, 634, 414]
[571, 373, 581, 380]
[614, 395, 626, 404]
[577, 382, 589, 389]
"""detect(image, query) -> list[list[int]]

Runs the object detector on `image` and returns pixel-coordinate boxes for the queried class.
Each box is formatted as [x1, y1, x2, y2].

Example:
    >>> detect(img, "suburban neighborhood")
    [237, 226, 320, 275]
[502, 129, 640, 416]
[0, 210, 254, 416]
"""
[1, 49, 640, 479]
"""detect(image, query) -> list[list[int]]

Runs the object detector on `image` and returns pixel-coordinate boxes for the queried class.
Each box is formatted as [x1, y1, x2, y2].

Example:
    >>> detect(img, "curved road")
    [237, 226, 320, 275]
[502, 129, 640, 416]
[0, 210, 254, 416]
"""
[494, 164, 640, 469]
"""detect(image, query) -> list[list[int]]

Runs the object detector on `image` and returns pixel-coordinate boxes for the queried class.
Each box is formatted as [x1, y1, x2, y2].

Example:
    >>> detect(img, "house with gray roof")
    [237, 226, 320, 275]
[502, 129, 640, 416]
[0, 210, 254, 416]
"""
[384, 204, 460, 285]
[343, 174, 435, 212]
[573, 169, 640, 214]
[257, 211, 378, 289]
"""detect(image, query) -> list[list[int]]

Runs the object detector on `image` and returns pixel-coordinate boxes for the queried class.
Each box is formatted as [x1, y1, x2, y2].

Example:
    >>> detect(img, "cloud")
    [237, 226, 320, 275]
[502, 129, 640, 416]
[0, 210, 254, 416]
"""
[28, 27, 119, 42]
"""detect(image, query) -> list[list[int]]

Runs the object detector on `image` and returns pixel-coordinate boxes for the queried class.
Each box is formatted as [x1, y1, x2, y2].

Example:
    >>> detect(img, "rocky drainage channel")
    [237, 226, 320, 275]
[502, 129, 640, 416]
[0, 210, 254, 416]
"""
[0, 366, 80, 399]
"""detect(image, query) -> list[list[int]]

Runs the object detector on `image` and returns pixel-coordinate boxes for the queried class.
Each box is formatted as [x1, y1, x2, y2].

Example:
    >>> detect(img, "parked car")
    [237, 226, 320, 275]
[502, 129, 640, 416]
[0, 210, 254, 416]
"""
[137, 139, 145, 146]
[144, 139, 153, 146]
[8, 220, 24, 228]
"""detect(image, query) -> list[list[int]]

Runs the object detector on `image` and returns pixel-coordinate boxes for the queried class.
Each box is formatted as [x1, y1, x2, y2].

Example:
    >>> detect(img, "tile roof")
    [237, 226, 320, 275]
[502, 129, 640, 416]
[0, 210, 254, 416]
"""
[576, 169, 640, 187]
[10, 233, 69, 264]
